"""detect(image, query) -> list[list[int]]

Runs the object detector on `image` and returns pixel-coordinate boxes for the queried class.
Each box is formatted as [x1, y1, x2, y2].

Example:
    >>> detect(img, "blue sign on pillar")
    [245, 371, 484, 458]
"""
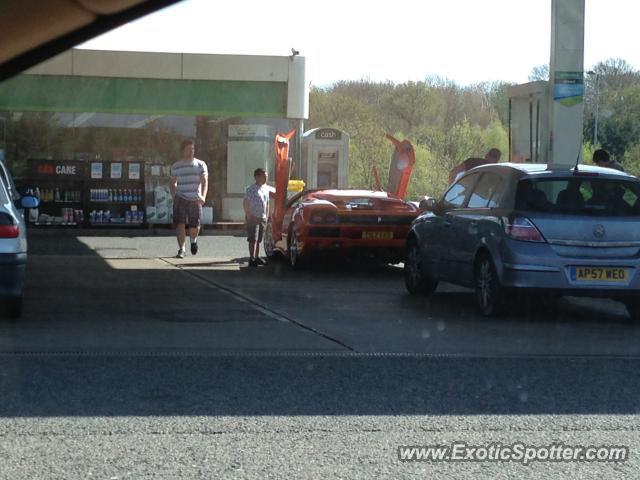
[553, 71, 584, 106]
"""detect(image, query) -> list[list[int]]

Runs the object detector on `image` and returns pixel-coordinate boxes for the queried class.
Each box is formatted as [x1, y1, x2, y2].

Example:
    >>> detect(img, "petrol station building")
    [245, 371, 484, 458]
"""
[0, 48, 309, 224]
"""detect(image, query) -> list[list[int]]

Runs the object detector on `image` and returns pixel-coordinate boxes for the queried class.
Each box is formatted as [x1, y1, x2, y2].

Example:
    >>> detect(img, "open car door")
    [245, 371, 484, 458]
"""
[385, 134, 416, 199]
[271, 129, 297, 241]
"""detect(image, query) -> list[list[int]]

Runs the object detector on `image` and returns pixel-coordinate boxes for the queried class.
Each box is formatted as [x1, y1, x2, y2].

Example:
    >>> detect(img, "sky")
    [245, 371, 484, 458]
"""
[80, 0, 640, 87]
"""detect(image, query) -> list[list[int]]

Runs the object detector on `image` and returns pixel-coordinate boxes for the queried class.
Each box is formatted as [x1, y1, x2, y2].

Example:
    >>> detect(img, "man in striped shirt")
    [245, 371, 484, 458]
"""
[170, 139, 208, 259]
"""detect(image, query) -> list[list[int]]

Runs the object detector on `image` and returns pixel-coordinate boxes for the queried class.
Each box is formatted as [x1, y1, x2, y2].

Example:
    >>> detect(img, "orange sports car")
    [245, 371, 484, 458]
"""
[264, 131, 421, 268]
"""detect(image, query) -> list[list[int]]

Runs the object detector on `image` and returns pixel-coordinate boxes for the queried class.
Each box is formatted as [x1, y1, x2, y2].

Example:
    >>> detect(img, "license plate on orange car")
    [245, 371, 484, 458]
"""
[362, 231, 393, 240]
[571, 266, 629, 284]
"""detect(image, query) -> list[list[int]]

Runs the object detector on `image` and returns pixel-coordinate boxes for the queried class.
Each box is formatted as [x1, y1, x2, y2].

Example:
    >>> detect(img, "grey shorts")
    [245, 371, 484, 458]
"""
[246, 216, 266, 243]
[173, 196, 202, 227]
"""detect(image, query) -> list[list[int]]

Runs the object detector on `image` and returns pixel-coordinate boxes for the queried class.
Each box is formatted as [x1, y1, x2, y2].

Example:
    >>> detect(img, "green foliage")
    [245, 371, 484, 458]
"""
[482, 119, 509, 157]
[623, 143, 640, 178]
[597, 84, 640, 157]
[584, 58, 640, 159]
[582, 142, 596, 165]
[407, 142, 448, 200]
[309, 80, 510, 200]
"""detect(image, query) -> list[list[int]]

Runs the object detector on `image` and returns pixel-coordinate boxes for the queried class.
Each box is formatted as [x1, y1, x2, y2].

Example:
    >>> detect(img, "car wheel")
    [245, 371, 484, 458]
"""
[263, 222, 276, 258]
[6, 295, 23, 320]
[288, 229, 304, 269]
[404, 239, 438, 295]
[474, 254, 506, 316]
[624, 299, 640, 321]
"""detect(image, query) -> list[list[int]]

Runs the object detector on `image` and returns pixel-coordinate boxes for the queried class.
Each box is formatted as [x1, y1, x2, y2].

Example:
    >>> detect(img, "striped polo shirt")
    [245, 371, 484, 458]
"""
[170, 158, 208, 201]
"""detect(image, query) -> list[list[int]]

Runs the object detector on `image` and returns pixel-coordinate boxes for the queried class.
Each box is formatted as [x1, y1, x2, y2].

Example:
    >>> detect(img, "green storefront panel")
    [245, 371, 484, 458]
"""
[0, 75, 287, 117]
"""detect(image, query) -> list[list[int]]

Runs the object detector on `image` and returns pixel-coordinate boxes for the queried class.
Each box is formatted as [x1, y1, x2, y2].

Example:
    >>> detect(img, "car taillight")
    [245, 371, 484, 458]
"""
[310, 212, 337, 224]
[0, 213, 19, 238]
[503, 216, 545, 242]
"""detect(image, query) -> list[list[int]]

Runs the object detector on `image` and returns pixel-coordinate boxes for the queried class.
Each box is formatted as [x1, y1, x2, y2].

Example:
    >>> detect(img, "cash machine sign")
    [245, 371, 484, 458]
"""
[315, 128, 342, 140]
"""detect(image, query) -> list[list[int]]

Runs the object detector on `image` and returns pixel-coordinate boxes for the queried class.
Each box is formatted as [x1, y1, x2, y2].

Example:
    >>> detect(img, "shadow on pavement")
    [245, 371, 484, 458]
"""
[0, 355, 639, 417]
[0, 233, 637, 418]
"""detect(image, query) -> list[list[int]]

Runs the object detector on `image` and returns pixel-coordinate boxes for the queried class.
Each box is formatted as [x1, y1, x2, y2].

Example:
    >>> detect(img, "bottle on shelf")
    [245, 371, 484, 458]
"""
[54, 187, 60, 202]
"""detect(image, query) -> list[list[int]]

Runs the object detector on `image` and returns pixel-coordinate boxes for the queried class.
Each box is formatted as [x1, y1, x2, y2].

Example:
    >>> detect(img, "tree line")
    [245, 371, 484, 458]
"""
[306, 58, 640, 199]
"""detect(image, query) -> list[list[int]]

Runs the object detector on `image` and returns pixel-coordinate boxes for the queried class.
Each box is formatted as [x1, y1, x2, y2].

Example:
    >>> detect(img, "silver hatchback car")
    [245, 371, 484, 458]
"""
[0, 161, 38, 318]
[405, 163, 640, 318]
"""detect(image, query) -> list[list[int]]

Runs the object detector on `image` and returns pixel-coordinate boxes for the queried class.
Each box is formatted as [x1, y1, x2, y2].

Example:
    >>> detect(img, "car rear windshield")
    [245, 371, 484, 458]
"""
[515, 176, 640, 216]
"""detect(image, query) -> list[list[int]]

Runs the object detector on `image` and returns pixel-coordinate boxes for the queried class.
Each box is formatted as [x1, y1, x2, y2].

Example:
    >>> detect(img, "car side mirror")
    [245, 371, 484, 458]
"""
[19, 195, 39, 209]
[418, 196, 437, 212]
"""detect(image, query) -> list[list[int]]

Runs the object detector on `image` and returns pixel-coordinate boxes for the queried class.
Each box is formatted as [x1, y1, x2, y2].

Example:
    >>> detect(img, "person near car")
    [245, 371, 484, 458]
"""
[592, 148, 625, 172]
[169, 139, 208, 259]
[449, 148, 502, 184]
[243, 168, 270, 267]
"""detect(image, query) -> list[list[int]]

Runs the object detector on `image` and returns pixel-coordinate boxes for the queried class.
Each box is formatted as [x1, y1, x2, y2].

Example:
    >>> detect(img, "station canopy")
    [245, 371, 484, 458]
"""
[0, 49, 308, 119]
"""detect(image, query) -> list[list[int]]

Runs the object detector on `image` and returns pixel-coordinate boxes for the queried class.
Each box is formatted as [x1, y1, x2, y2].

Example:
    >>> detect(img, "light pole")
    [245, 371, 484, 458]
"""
[587, 71, 599, 146]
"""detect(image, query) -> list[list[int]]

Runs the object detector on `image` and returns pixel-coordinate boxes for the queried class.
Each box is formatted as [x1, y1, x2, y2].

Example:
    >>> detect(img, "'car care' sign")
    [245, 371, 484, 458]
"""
[28, 159, 84, 179]
[39, 163, 79, 176]
[55, 165, 77, 175]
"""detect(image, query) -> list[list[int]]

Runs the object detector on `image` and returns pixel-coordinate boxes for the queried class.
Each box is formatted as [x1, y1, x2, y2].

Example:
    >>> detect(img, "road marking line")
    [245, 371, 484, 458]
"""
[158, 258, 356, 352]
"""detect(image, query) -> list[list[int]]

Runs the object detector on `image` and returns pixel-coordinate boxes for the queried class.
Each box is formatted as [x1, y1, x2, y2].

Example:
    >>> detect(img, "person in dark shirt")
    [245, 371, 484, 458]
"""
[593, 149, 624, 172]
[448, 148, 502, 185]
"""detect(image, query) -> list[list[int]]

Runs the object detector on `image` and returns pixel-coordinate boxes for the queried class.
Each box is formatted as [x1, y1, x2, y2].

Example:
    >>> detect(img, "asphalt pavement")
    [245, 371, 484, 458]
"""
[0, 232, 638, 479]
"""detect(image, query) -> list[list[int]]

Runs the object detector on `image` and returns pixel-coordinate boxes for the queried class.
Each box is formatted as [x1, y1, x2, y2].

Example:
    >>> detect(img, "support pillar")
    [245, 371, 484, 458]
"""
[548, 0, 586, 167]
